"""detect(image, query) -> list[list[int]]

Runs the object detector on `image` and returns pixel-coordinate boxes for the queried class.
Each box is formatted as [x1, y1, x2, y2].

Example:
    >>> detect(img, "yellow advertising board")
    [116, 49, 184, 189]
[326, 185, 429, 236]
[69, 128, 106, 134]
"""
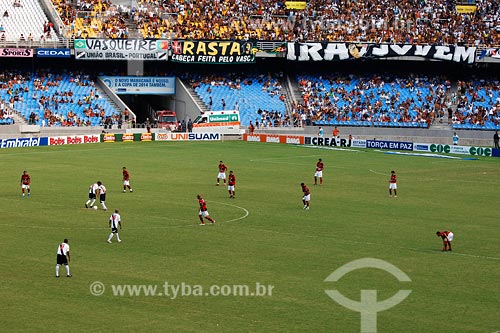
[286, 1, 307, 10]
[456, 5, 477, 13]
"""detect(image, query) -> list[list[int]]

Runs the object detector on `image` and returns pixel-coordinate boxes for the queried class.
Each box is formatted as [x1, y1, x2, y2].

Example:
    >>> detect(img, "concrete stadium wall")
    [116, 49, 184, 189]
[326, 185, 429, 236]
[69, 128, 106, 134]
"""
[0, 125, 106, 139]
[0, 124, 496, 147]
[252, 126, 497, 147]
[173, 78, 203, 123]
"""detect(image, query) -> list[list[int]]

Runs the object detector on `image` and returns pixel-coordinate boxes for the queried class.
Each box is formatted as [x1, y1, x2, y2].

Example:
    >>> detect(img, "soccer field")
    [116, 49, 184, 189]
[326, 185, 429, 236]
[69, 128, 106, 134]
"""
[0, 141, 498, 332]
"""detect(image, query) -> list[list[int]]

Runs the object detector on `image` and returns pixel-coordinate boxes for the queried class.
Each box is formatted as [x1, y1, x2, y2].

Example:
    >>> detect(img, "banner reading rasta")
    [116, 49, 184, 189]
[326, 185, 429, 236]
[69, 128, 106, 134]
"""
[171, 40, 256, 63]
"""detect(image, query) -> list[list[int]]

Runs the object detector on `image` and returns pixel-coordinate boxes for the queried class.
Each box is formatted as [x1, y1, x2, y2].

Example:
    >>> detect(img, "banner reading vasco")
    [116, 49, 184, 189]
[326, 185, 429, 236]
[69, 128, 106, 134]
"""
[287, 43, 476, 64]
[74, 39, 169, 61]
[170, 40, 256, 63]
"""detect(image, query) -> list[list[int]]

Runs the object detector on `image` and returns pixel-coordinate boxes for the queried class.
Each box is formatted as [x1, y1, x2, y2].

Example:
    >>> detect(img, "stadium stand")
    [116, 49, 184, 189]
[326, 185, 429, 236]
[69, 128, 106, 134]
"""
[52, 0, 499, 46]
[189, 73, 288, 126]
[0, 70, 120, 127]
[0, 0, 496, 130]
[0, 0, 59, 42]
[51, 0, 131, 39]
[0, 98, 14, 125]
[453, 80, 500, 130]
[139, 0, 498, 45]
[295, 74, 451, 128]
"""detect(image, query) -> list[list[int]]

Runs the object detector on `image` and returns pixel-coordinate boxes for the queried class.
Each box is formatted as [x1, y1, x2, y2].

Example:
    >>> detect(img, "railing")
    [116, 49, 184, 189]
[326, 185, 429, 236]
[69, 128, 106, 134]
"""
[76, 11, 95, 19]
[1, 37, 498, 62]
[159, 13, 178, 22]
[249, 15, 289, 20]
[0, 39, 71, 48]
[39, 0, 66, 36]
[455, 0, 476, 5]
[256, 41, 286, 51]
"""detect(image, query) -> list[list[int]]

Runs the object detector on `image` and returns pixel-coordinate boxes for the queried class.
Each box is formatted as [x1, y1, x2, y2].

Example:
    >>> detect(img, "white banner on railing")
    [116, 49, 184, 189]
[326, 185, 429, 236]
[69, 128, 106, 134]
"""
[74, 39, 169, 61]
[100, 76, 176, 95]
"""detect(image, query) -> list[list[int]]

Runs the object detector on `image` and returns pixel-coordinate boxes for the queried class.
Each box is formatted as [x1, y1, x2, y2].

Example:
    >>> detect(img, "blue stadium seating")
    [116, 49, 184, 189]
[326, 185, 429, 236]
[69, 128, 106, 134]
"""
[0, 118, 13, 125]
[457, 81, 500, 130]
[297, 75, 441, 128]
[192, 75, 286, 126]
[0, 74, 118, 126]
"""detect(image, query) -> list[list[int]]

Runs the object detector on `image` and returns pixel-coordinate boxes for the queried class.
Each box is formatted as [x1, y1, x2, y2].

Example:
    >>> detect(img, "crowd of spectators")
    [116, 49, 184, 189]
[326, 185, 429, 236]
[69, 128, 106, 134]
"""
[0, 70, 120, 127]
[182, 71, 500, 129]
[1, 67, 498, 130]
[453, 80, 500, 127]
[0, 98, 14, 124]
[256, 109, 292, 127]
[294, 74, 451, 127]
[52, 0, 131, 39]
[48, 0, 499, 46]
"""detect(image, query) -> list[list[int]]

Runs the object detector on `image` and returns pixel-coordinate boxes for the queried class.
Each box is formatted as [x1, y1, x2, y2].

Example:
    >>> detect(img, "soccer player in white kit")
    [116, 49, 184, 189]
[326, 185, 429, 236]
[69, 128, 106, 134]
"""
[107, 209, 122, 243]
[97, 181, 108, 211]
[55, 239, 71, 277]
[85, 182, 99, 208]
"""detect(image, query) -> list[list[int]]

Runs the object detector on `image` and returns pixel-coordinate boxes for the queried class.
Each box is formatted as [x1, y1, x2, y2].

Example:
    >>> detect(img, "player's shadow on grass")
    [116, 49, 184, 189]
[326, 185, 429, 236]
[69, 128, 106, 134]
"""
[428, 249, 452, 253]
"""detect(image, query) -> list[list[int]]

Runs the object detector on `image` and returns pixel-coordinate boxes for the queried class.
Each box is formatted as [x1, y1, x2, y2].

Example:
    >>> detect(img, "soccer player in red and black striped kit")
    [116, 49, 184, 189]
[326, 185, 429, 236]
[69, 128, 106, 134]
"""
[197, 194, 215, 225]
[217, 161, 228, 186]
[122, 167, 133, 193]
[228, 170, 236, 198]
[314, 159, 324, 185]
[389, 170, 397, 198]
[436, 230, 454, 251]
[301, 183, 310, 210]
[21, 170, 31, 197]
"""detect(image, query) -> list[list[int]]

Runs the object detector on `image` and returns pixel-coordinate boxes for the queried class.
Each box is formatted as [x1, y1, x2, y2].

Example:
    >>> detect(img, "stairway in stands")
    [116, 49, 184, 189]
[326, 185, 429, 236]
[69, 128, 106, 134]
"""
[281, 75, 302, 121]
[109, 0, 141, 38]
[95, 82, 122, 114]
[11, 112, 27, 125]
[430, 122, 451, 130]
[280, 77, 294, 115]
[287, 75, 302, 104]
[123, 17, 141, 38]
[430, 81, 458, 130]
[185, 83, 210, 113]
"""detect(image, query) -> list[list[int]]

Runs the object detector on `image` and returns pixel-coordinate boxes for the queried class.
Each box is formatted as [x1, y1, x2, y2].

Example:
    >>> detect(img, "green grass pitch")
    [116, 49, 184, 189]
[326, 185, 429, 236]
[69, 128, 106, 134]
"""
[0, 141, 498, 332]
